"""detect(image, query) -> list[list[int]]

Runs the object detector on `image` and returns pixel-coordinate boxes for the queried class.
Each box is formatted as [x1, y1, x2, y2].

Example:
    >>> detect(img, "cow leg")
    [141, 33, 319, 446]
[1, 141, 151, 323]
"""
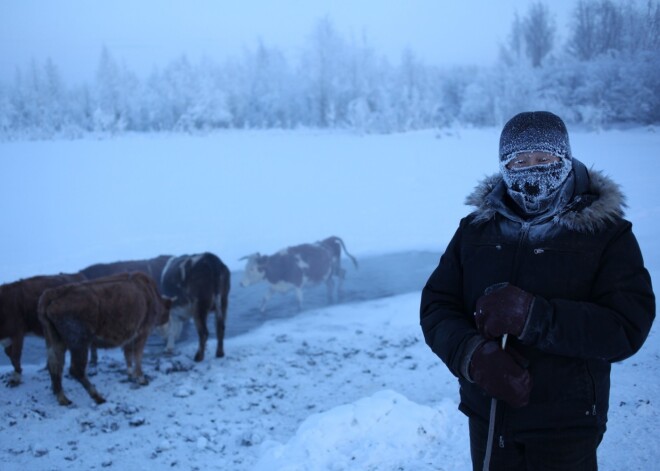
[4, 336, 23, 387]
[123, 343, 134, 376]
[192, 301, 209, 363]
[89, 344, 98, 367]
[47, 342, 70, 406]
[41, 319, 72, 406]
[69, 345, 105, 404]
[260, 289, 274, 313]
[337, 267, 347, 300]
[326, 277, 335, 304]
[124, 335, 149, 385]
[295, 288, 304, 311]
[165, 315, 184, 355]
[215, 293, 228, 358]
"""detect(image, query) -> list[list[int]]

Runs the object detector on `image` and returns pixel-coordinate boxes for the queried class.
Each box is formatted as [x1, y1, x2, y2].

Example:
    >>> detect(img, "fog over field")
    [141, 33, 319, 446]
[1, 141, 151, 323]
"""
[0, 127, 658, 470]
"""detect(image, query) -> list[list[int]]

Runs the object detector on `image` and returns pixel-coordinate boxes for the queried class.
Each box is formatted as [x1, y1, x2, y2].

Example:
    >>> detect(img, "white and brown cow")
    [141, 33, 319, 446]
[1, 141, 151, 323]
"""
[37, 272, 171, 406]
[0, 272, 86, 386]
[240, 236, 358, 312]
[160, 252, 230, 362]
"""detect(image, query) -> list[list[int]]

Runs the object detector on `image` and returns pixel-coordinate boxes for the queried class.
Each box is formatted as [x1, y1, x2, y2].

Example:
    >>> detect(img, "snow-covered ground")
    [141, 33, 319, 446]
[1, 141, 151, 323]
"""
[0, 127, 658, 470]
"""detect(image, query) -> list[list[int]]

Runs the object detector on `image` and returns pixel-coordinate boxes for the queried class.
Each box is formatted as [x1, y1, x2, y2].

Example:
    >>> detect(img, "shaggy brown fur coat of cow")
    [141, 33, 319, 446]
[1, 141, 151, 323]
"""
[38, 272, 171, 406]
[0, 273, 86, 386]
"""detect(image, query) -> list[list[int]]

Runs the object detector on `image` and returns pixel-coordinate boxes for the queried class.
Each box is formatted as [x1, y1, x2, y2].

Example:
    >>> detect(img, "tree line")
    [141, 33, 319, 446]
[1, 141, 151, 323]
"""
[1, 0, 658, 139]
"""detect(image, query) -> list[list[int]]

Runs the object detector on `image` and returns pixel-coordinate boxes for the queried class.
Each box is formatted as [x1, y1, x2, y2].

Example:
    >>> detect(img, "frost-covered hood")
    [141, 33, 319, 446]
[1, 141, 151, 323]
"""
[465, 159, 627, 233]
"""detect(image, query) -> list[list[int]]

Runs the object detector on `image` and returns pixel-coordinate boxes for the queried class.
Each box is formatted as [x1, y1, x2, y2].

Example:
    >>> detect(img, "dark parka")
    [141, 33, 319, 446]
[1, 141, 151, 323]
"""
[420, 159, 655, 433]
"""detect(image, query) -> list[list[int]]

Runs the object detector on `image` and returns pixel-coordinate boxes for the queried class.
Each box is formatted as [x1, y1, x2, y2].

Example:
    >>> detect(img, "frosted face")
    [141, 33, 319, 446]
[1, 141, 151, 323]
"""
[505, 151, 560, 170]
[500, 151, 572, 215]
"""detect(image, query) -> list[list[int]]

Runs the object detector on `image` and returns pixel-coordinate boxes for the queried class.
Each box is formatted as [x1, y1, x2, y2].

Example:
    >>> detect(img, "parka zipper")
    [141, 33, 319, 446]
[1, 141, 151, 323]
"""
[532, 247, 582, 255]
[490, 220, 531, 458]
[585, 361, 598, 417]
[511, 222, 532, 280]
[497, 400, 507, 450]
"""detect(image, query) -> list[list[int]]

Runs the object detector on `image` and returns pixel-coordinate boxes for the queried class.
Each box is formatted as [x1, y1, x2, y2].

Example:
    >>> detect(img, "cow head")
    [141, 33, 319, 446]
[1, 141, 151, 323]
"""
[156, 295, 174, 326]
[239, 253, 267, 287]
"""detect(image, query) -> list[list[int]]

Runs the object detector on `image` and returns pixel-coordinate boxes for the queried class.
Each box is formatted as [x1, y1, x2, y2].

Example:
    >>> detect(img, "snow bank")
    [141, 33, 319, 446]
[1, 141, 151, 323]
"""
[255, 390, 464, 471]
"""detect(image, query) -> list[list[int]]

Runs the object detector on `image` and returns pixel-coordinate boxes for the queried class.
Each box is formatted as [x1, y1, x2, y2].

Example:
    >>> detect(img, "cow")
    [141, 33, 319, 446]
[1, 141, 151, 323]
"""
[0, 272, 86, 386]
[79, 255, 172, 364]
[240, 236, 358, 312]
[160, 252, 230, 362]
[37, 272, 171, 406]
[80, 255, 172, 288]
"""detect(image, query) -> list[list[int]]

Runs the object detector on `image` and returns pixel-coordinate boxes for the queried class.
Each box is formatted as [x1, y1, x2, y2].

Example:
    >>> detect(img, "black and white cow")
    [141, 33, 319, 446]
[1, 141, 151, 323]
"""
[160, 252, 230, 362]
[240, 236, 358, 312]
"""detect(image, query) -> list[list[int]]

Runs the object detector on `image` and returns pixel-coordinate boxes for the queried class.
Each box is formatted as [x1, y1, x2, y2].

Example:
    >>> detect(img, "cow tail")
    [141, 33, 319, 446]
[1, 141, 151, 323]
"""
[37, 290, 54, 330]
[37, 290, 65, 355]
[336, 237, 359, 269]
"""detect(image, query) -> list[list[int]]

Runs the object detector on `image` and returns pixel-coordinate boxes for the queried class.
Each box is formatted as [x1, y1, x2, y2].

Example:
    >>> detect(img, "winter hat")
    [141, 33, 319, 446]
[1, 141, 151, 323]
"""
[498, 111, 574, 216]
[499, 111, 572, 164]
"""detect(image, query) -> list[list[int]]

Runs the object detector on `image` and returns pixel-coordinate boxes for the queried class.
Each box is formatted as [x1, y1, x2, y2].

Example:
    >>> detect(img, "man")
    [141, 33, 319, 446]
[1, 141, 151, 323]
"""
[420, 111, 655, 470]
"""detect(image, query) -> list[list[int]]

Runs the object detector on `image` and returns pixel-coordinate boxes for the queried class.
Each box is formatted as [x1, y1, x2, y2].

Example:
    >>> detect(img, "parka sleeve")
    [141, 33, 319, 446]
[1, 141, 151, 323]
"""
[420, 220, 484, 379]
[520, 220, 655, 362]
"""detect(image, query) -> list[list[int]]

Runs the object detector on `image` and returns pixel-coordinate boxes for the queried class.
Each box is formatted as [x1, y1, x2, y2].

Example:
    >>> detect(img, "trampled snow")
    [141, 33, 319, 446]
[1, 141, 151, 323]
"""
[0, 127, 658, 470]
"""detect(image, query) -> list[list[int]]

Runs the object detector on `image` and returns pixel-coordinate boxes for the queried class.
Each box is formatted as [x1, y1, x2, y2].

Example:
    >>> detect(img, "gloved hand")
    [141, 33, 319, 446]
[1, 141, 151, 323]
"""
[469, 340, 532, 408]
[475, 283, 534, 339]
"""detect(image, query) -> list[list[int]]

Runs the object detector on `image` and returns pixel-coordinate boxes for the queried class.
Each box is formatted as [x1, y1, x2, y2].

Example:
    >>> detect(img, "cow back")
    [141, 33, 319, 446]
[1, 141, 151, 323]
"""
[80, 255, 172, 292]
[0, 273, 86, 338]
[39, 272, 168, 347]
[288, 244, 333, 283]
[262, 250, 305, 286]
[161, 252, 229, 307]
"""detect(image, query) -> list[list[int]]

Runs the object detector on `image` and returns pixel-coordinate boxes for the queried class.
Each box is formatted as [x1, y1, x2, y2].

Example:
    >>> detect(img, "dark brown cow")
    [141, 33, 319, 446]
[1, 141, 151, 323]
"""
[160, 252, 230, 362]
[0, 273, 86, 386]
[38, 272, 171, 406]
[80, 255, 172, 289]
[240, 236, 358, 312]
[79, 255, 172, 364]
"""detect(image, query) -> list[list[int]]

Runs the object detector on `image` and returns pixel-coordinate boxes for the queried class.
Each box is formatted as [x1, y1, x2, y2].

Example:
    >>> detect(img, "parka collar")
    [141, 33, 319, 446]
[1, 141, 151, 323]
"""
[465, 158, 627, 233]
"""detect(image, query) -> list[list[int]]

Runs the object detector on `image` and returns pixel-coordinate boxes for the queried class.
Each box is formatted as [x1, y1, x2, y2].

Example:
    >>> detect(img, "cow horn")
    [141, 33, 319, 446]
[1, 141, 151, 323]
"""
[239, 252, 259, 261]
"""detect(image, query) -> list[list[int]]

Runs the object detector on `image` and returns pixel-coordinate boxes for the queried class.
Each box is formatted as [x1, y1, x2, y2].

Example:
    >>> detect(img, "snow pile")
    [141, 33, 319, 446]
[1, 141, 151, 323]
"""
[255, 390, 462, 471]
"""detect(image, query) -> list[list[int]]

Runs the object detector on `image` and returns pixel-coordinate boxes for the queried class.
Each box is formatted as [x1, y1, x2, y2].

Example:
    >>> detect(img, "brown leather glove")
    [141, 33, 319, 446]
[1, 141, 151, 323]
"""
[475, 283, 534, 339]
[469, 340, 532, 408]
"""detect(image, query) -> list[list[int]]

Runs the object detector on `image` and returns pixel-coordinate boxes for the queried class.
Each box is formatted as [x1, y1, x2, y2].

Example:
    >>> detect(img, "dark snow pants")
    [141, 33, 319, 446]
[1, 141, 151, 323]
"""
[469, 417, 603, 471]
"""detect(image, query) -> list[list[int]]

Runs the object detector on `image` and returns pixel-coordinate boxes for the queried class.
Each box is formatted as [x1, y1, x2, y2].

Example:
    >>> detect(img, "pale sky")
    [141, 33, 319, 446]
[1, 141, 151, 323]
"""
[0, 0, 576, 83]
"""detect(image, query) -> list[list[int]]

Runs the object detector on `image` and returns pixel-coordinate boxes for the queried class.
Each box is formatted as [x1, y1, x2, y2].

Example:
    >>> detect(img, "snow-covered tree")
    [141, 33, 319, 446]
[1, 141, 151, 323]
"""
[300, 16, 348, 127]
[93, 47, 139, 133]
[522, 2, 556, 67]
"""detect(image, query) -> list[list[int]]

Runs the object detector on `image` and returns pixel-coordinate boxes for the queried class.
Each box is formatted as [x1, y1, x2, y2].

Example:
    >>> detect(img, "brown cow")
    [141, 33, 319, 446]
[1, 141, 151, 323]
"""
[240, 236, 358, 312]
[79, 255, 172, 364]
[38, 272, 171, 406]
[79, 255, 172, 289]
[0, 273, 86, 386]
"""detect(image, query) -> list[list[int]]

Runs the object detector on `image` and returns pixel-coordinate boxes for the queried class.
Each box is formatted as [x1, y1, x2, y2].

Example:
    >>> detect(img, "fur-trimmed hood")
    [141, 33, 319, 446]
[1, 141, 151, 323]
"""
[465, 159, 627, 233]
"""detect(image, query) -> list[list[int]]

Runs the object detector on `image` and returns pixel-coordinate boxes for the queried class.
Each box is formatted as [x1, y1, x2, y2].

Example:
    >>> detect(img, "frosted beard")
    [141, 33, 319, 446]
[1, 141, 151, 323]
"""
[500, 158, 572, 216]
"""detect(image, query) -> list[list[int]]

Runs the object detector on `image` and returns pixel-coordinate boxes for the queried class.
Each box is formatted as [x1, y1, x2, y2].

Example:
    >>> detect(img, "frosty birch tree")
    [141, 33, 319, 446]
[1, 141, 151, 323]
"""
[301, 16, 346, 127]
[522, 2, 556, 67]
